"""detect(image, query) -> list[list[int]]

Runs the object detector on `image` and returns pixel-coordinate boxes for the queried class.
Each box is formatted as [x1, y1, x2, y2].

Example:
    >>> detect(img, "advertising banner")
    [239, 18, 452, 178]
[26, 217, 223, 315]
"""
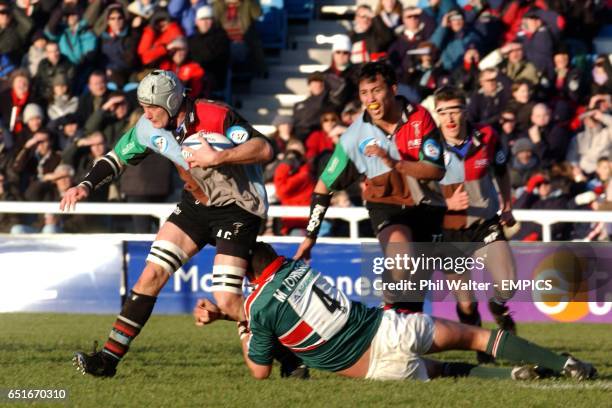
[0, 237, 123, 313]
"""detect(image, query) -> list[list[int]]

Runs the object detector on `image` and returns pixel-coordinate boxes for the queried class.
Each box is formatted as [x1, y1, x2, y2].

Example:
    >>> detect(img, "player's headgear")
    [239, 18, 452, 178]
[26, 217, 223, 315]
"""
[137, 70, 185, 117]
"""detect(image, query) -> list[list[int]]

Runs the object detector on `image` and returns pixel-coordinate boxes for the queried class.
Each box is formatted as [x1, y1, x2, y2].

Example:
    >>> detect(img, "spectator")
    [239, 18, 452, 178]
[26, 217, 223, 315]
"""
[119, 153, 174, 233]
[500, 0, 549, 43]
[518, 9, 555, 81]
[387, 7, 434, 80]
[34, 41, 75, 101]
[430, 9, 482, 71]
[22, 30, 47, 78]
[0, 171, 20, 232]
[421, 0, 459, 25]
[127, 0, 158, 25]
[467, 68, 511, 126]
[51, 112, 82, 150]
[0, 0, 33, 62]
[0, 69, 33, 135]
[374, 0, 402, 33]
[269, 114, 293, 155]
[509, 137, 540, 190]
[495, 109, 521, 148]
[505, 79, 534, 133]
[44, 5, 98, 69]
[47, 73, 78, 121]
[513, 172, 572, 241]
[567, 110, 612, 176]
[449, 46, 480, 94]
[84, 92, 130, 145]
[213, 0, 266, 76]
[159, 37, 205, 98]
[349, 4, 394, 63]
[13, 102, 44, 153]
[168, 0, 207, 37]
[273, 138, 315, 236]
[61, 131, 109, 201]
[12, 129, 61, 199]
[525, 102, 571, 168]
[98, 4, 141, 88]
[305, 110, 339, 160]
[188, 6, 230, 93]
[462, 0, 503, 54]
[324, 35, 360, 109]
[590, 55, 612, 95]
[340, 101, 362, 126]
[292, 72, 332, 141]
[549, 43, 585, 103]
[401, 42, 449, 99]
[479, 42, 538, 85]
[76, 70, 109, 126]
[137, 9, 183, 67]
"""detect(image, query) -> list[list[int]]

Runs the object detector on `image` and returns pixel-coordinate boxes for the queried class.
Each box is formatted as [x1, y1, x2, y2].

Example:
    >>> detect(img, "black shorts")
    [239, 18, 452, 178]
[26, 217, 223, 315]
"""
[167, 195, 262, 260]
[366, 202, 445, 242]
[443, 216, 507, 244]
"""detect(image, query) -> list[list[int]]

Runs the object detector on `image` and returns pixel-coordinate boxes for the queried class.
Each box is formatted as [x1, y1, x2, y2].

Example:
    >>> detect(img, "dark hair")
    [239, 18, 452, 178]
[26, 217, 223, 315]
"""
[250, 242, 279, 279]
[433, 85, 466, 105]
[511, 79, 532, 93]
[358, 61, 397, 88]
[307, 71, 325, 84]
[597, 156, 609, 164]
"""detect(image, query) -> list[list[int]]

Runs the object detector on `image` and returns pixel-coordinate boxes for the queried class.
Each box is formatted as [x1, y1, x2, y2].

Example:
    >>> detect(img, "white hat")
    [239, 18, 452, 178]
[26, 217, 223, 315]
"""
[331, 34, 352, 53]
[23, 103, 44, 123]
[196, 5, 213, 20]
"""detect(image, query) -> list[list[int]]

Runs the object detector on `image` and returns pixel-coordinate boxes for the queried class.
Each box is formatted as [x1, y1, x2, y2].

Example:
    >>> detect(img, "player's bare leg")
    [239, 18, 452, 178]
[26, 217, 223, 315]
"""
[378, 224, 426, 312]
[476, 241, 517, 333]
[74, 222, 198, 377]
[426, 318, 597, 380]
[211, 253, 248, 321]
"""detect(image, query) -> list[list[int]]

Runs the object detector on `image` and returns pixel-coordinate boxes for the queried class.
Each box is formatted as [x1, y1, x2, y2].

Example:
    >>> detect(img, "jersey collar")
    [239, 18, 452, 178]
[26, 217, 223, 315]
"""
[445, 125, 484, 159]
[252, 256, 286, 286]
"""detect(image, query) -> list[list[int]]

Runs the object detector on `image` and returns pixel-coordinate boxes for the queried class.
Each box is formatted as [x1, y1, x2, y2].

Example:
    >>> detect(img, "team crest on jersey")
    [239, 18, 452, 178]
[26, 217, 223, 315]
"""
[227, 126, 249, 144]
[423, 139, 441, 160]
[151, 135, 168, 153]
[411, 121, 422, 138]
[359, 137, 381, 155]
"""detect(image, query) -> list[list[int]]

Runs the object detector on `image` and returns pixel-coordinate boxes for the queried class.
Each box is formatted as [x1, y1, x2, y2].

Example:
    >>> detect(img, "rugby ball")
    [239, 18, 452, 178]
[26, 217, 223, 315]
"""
[181, 132, 234, 159]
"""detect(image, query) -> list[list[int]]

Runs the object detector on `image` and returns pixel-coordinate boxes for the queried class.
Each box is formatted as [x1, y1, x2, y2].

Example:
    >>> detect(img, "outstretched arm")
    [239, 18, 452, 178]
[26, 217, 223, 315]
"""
[185, 136, 273, 168]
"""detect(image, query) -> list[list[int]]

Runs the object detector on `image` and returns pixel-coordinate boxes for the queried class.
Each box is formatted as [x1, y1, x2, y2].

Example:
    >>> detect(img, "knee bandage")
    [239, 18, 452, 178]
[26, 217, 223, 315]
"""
[146, 240, 189, 275]
[212, 264, 246, 294]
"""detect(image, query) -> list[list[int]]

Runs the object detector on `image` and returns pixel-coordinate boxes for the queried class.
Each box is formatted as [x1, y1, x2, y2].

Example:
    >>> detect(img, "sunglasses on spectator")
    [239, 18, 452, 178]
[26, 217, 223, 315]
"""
[0, 9, 9, 14]
[356, 14, 371, 19]
[322, 117, 337, 123]
[334, 51, 350, 55]
[108, 15, 124, 21]
[500, 117, 516, 123]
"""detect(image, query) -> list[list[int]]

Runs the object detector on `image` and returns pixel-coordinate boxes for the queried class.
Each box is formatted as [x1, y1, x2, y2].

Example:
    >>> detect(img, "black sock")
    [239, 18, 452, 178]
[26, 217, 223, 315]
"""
[442, 362, 513, 379]
[102, 290, 157, 366]
[456, 302, 481, 326]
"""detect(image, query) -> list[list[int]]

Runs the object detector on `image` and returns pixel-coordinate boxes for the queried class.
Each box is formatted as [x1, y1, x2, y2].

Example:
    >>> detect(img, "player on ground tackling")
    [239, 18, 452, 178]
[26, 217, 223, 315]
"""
[195, 242, 597, 381]
[62, 70, 304, 377]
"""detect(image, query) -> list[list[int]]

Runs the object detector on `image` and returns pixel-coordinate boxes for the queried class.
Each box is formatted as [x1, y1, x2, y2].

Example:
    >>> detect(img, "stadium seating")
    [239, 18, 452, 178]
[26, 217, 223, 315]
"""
[285, 0, 315, 20]
[256, 0, 288, 50]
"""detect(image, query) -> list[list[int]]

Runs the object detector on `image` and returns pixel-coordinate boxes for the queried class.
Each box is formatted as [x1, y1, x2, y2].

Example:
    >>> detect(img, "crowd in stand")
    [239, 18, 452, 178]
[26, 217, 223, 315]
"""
[0, 0, 611, 242]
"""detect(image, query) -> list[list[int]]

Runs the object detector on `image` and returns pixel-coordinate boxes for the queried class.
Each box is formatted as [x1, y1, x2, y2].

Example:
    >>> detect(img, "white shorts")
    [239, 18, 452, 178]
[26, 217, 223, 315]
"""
[365, 310, 434, 381]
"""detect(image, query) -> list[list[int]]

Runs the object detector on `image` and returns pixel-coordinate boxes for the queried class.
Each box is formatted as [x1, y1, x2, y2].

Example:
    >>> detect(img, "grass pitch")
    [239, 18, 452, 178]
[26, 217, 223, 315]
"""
[0, 313, 610, 407]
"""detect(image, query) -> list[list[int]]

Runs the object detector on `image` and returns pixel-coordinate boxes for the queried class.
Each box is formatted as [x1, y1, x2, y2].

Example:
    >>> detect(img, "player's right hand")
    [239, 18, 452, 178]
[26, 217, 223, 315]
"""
[193, 298, 223, 327]
[59, 184, 89, 212]
[446, 184, 469, 211]
[294, 237, 315, 262]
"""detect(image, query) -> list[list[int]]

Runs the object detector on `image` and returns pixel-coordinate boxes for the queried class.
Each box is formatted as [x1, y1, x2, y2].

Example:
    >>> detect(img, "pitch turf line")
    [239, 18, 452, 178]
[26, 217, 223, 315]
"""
[518, 382, 612, 390]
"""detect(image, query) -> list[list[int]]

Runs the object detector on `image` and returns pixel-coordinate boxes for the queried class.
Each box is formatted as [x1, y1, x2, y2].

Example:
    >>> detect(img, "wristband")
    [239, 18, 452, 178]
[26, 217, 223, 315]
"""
[305, 193, 332, 239]
[81, 153, 122, 191]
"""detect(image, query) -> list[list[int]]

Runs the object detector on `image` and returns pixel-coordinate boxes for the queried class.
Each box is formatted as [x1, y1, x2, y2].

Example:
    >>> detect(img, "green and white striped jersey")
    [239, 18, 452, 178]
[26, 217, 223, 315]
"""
[245, 257, 382, 372]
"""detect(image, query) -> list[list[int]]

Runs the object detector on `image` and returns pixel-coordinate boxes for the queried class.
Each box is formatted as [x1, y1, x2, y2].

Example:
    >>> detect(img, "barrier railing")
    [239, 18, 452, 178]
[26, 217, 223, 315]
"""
[0, 201, 611, 242]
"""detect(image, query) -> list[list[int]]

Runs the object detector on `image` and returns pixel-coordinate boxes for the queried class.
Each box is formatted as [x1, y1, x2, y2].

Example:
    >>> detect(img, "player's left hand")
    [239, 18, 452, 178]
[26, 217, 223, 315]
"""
[500, 210, 516, 227]
[184, 136, 221, 169]
[193, 298, 224, 326]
